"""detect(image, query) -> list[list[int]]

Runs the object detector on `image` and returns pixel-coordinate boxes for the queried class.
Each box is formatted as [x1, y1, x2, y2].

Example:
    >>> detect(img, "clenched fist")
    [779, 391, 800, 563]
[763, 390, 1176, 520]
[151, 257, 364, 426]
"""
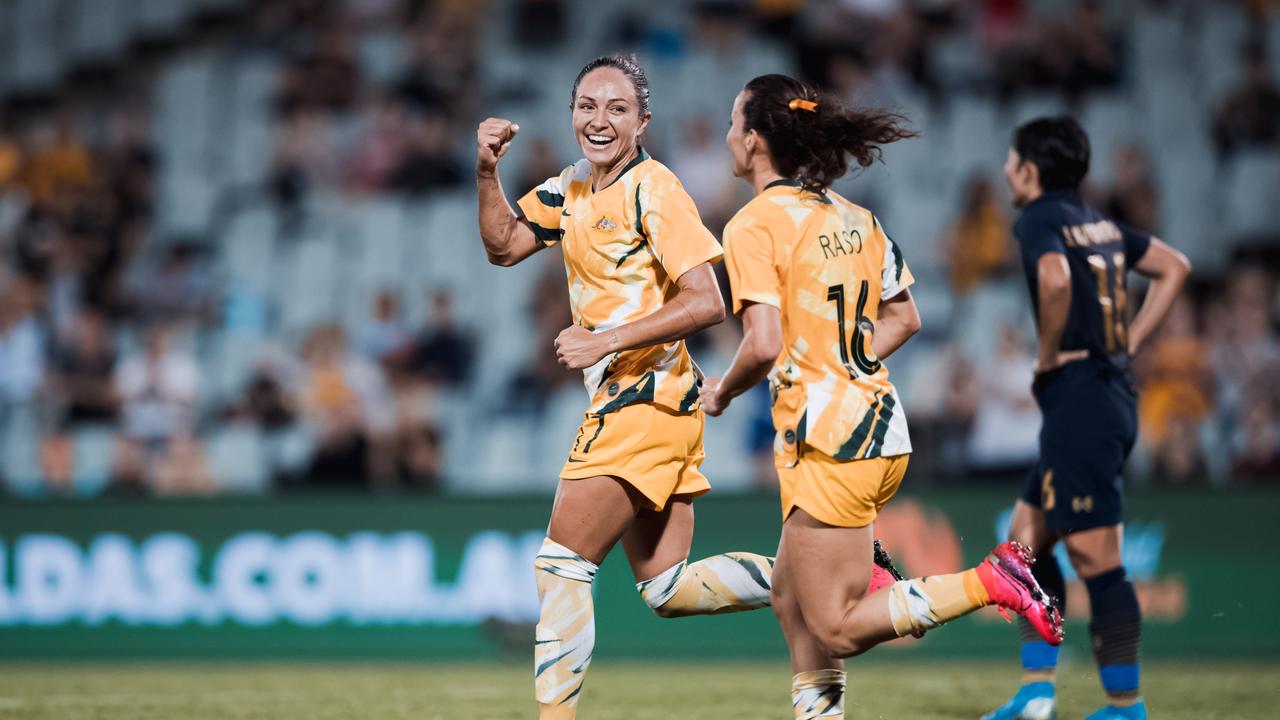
[476, 117, 519, 176]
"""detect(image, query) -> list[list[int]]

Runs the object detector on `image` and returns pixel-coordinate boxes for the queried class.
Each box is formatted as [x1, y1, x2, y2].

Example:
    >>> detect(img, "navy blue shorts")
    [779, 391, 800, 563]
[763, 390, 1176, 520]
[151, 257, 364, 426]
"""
[1022, 360, 1138, 535]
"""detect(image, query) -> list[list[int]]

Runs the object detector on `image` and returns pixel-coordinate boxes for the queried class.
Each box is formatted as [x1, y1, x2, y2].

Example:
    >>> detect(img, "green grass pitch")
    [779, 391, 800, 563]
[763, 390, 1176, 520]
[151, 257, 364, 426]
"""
[0, 662, 1272, 718]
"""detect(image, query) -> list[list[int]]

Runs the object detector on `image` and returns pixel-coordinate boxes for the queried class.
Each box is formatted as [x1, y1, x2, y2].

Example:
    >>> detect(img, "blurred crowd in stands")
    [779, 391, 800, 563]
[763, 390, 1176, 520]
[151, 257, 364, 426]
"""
[1, 0, 1279, 497]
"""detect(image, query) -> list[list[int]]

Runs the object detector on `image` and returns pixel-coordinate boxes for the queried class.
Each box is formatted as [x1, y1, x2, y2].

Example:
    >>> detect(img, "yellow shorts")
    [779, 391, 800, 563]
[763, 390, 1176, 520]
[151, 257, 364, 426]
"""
[561, 402, 710, 512]
[778, 447, 909, 528]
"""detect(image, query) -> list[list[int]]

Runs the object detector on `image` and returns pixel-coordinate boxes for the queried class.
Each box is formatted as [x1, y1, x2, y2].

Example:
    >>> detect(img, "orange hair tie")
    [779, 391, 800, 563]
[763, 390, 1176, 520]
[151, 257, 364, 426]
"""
[788, 98, 818, 112]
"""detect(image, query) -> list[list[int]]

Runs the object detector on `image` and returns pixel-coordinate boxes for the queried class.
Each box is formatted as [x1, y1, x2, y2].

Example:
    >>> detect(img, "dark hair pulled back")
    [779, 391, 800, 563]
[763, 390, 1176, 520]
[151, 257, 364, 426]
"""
[571, 53, 651, 115]
[1012, 115, 1091, 192]
[741, 74, 917, 194]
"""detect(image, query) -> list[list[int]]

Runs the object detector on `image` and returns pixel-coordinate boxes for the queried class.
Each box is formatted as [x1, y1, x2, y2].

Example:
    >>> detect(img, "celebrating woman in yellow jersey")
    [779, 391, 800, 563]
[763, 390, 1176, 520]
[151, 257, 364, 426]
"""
[475, 54, 777, 719]
[702, 74, 1064, 720]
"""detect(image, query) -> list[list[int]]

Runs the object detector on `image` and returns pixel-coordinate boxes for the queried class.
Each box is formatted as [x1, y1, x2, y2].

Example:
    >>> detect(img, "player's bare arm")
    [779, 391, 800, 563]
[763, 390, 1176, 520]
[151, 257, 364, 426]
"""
[700, 301, 782, 416]
[553, 261, 725, 370]
[870, 289, 921, 362]
[1034, 252, 1087, 374]
[1127, 238, 1191, 355]
[475, 117, 543, 267]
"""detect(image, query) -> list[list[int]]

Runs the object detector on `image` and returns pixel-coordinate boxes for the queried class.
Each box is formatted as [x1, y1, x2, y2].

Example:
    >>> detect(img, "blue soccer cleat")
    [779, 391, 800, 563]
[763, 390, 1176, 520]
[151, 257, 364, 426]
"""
[1084, 701, 1147, 720]
[981, 681, 1056, 720]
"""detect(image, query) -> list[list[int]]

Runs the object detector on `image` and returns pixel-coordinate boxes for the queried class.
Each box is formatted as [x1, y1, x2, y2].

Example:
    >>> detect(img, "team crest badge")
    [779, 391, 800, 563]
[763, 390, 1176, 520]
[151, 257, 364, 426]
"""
[592, 216, 618, 233]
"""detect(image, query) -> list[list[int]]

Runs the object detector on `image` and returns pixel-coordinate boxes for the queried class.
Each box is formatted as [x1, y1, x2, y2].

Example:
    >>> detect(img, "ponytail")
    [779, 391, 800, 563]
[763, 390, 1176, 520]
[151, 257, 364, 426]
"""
[742, 74, 917, 194]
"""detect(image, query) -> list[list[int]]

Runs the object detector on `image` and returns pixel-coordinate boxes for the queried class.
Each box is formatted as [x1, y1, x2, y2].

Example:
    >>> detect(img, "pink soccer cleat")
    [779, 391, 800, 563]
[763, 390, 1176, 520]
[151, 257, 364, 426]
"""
[975, 541, 1064, 646]
[869, 540, 924, 638]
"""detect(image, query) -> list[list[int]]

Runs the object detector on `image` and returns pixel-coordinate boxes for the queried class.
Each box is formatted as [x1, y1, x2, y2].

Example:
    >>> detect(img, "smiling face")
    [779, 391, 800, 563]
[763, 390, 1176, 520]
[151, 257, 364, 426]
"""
[572, 67, 650, 170]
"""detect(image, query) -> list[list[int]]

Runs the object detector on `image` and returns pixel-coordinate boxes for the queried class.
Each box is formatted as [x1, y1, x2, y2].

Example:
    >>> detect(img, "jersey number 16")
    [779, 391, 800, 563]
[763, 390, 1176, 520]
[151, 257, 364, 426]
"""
[827, 281, 881, 378]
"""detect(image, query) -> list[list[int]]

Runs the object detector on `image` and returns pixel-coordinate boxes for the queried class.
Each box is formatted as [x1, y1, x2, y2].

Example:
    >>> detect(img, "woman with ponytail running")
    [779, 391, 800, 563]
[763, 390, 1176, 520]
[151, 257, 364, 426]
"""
[700, 74, 1064, 720]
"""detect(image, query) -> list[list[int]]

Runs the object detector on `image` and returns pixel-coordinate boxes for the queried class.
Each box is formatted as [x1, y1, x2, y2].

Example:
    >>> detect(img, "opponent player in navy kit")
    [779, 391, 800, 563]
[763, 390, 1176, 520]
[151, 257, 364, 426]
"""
[983, 117, 1190, 720]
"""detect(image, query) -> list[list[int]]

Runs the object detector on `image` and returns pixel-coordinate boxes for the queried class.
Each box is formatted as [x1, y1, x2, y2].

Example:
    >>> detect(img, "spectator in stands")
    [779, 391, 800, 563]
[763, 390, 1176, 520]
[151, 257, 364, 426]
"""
[0, 278, 45, 405]
[406, 289, 472, 387]
[512, 0, 566, 49]
[1149, 414, 1210, 486]
[965, 324, 1040, 479]
[277, 23, 362, 114]
[1211, 41, 1280, 157]
[111, 325, 201, 493]
[669, 115, 738, 235]
[389, 111, 464, 195]
[1135, 293, 1213, 458]
[1098, 143, 1159, 234]
[150, 437, 216, 495]
[40, 310, 120, 491]
[268, 110, 338, 217]
[359, 288, 412, 365]
[297, 324, 396, 488]
[1055, 0, 1122, 98]
[395, 8, 478, 118]
[1211, 266, 1279, 429]
[1232, 394, 1280, 482]
[19, 112, 92, 210]
[945, 174, 1014, 295]
[344, 94, 408, 194]
[505, 258, 574, 416]
[128, 242, 217, 325]
[516, 138, 564, 204]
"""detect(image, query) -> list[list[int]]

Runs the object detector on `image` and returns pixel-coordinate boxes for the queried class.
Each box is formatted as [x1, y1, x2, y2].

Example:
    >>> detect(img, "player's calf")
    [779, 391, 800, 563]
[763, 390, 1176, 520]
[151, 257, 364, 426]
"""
[636, 551, 773, 617]
[1085, 567, 1143, 712]
[534, 539, 599, 720]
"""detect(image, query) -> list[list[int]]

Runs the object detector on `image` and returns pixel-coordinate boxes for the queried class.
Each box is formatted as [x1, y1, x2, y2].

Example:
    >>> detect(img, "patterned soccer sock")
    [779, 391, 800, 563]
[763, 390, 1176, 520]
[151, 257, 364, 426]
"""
[886, 570, 990, 637]
[1019, 553, 1066, 685]
[635, 552, 773, 617]
[1086, 567, 1143, 706]
[791, 669, 845, 719]
[534, 539, 599, 720]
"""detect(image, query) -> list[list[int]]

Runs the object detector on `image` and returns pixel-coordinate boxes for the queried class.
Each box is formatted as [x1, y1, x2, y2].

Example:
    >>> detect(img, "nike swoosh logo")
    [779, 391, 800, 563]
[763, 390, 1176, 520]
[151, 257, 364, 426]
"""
[562, 210, 570, 217]
[567, 457, 585, 462]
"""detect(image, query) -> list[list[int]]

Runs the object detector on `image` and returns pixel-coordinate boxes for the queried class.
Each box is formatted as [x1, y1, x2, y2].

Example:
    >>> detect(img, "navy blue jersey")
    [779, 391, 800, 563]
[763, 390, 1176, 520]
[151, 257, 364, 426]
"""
[1014, 189, 1152, 373]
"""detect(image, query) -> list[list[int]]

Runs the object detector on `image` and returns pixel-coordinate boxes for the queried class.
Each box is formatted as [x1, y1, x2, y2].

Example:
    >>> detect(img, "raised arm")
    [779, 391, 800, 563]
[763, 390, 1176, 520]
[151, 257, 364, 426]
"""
[475, 117, 543, 267]
[701, 301, 782, 417]
[1127, 238, 1191, 355]
[871, 289, 921, 362]
[552, 261, 726, 370]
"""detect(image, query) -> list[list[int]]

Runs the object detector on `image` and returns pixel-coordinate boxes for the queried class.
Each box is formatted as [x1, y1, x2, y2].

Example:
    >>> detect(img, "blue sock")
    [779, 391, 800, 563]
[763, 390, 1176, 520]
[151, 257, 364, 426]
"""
[1018, 553, 1065, 685]
[1086, 567, 1142, 703]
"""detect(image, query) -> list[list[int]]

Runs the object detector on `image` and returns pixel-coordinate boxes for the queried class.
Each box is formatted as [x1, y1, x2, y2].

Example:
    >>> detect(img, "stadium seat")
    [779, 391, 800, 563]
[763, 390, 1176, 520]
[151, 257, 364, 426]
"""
[71, 424, 117, 497]
[955, 279, 1027, 363]
[207, 424, 270, 493]
[66, 0, 128, 64]
[1223, 151, 1280, 240]
[358, 30, 407, 85]
[355, 198, 410, 286]
[1081, 94, 1138, 187]
[136, 0, 192, 37]
[227, 55, 278, 186]
[1195, 4, 1247, 100]
[278, 230, 342, 336]
[9, 0, 63, 91]
[0, 403, 44, 497]
[220, 206, 280, 295]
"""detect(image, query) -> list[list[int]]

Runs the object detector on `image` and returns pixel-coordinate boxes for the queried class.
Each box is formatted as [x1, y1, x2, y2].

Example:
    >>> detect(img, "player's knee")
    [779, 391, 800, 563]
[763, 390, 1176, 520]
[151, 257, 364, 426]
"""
[812, 624, 863, 659]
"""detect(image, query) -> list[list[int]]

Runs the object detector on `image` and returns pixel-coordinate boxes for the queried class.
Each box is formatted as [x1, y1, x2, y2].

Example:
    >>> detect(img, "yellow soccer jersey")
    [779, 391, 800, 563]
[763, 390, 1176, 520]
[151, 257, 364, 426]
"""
[517, 149, 723, 414]
[723, 179, 915, 465]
